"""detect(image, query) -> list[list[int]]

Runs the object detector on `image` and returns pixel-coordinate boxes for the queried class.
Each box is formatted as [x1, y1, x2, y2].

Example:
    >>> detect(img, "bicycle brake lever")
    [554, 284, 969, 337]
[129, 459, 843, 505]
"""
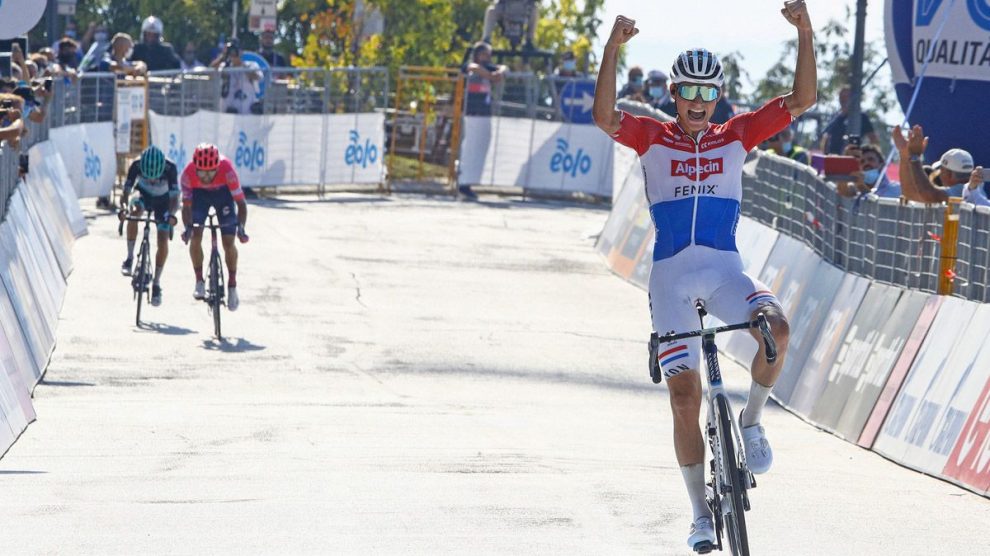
[756, 313, 777, 364]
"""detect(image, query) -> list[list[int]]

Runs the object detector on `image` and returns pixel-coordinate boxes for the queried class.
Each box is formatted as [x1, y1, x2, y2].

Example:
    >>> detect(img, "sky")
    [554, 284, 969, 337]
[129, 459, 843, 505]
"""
[594, 0, 895, 122]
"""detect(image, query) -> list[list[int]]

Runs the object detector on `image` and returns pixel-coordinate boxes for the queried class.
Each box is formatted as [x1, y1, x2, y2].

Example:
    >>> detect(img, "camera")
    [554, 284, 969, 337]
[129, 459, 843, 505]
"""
[844, 134, 861, 147]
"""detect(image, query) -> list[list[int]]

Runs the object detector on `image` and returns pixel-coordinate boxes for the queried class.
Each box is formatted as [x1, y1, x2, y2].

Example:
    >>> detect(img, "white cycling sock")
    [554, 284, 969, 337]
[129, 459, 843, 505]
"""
[742, 381, 773, 427]
[680, 463, 711, 521]
[153, 266, 164, 286]
[126, 240, 135, 259]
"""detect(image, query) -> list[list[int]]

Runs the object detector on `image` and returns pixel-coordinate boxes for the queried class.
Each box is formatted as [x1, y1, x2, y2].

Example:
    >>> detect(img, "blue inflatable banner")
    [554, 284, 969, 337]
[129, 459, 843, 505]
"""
[886, 0, 990, 165]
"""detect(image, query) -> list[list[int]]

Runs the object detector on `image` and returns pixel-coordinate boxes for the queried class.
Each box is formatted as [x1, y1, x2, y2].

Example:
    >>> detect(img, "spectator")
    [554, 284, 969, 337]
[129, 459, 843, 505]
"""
[211, 39, 262, 115]
[554, 51, 581, 77]
[12, 82, 48, 125]
[460, 41, 507, 199]
[646, 70, 672, 112]
[9, 43, 31, 82]
[819, 85, 879, 154]
[130, 16, 181, 71]
[257, 31, 287, 68]
[765, 126, 810, 165]
[835, 143, 901, 199]
[482, 0, 539, 51]
[0, 94, 25, 148]
[56, 38, 81, 71]
[180, 42, 206, 71]
[30, 53, 51, 77]
[892, 124, 984, 204]
[709, 96, 736, 125]
[617, 66, 647, 102]
[79, 23, 112, 73]
[462, 41, 507, 117]
[100, 33, 148, 77]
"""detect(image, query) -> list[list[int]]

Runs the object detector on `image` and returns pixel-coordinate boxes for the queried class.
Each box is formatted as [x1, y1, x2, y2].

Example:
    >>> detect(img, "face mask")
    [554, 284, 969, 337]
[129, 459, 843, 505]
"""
[649, 86, 665, 99]
[65, 30, 78, 39]
[863, 168, 880, 185]
[782, 141, 793, 153]
[631, 76, 643, 86]
[562, 60, 576, 71]
[95, 32, 109, 43]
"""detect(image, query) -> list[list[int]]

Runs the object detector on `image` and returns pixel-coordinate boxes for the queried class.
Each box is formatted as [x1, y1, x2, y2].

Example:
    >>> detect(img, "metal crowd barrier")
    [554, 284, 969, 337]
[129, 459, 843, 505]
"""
[145, 67, 389, 117]
[741, 151, 949, 295]
[0, 144, 17, 220]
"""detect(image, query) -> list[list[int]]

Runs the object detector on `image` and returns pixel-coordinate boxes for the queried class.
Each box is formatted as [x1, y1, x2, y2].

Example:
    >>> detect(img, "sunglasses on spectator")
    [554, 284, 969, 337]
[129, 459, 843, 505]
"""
[677, 84, 720, 102]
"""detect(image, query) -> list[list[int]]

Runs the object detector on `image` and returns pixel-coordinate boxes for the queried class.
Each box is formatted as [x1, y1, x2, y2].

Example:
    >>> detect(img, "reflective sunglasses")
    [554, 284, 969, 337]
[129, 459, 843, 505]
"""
[677, 84, 720, 102]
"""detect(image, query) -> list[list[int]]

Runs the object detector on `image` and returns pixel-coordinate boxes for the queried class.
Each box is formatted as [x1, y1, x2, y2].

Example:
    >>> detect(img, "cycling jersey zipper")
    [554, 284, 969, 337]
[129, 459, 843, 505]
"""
[688, 127, 706, 248]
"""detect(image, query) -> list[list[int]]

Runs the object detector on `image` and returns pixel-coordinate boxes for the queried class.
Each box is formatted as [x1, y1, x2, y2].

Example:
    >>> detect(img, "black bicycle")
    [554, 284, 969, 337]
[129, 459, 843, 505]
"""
[197, 211, 226, 340]
[119, 212, 158, 326]
[650, 302, 777, 556]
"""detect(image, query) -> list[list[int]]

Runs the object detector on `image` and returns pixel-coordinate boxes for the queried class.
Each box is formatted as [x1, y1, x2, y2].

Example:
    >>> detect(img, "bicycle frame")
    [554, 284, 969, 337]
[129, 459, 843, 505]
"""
[193, 210, 226, 339]
[650, 302, 776, 555]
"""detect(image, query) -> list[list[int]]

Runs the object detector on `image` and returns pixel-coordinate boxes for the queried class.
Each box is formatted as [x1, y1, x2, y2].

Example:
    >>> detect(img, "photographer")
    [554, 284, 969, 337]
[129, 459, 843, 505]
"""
[0, 94, 25, 148]
[211, 39, 262, 115]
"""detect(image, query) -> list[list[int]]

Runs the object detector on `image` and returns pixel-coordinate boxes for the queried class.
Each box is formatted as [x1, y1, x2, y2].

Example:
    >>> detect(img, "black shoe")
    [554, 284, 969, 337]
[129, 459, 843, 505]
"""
[243, 187, 259, 199]
[457, 185, 478, 200]
[121, 258, 133, 276]
[96, 196, 111, 209]
[151, 284, 162, 307]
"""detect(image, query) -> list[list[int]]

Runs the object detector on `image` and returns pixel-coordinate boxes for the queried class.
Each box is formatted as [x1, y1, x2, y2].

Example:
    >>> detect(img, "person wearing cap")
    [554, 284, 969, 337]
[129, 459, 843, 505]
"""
[130, 16, 181, 71]
[646, 69, 672, 110]
[892, 124, 984, 204]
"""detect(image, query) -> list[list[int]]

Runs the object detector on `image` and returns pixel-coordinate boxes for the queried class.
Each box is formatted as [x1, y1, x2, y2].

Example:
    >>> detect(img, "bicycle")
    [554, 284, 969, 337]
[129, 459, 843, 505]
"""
[649, 301, 777, 556]
[195, 210, 226, 340]
[118, 211, 160, 327]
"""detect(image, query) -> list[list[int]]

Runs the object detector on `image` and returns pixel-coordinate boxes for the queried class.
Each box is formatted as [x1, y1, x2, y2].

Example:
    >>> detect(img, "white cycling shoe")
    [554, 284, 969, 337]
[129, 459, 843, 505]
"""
[227, 287, 239, 311]
[193, 280, 206, 300]
[688, 515, 716, 553]
[741, 411, 773, 475]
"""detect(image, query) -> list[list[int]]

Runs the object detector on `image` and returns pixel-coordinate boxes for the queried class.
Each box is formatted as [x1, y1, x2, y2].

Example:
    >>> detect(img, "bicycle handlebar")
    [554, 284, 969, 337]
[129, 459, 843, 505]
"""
[655, 313, 778, 364]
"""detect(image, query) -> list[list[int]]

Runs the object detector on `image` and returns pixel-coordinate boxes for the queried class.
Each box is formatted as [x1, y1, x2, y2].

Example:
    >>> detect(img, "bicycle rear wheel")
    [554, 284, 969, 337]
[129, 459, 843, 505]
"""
[715, 394, 749, 556]
[210, 249, 222, 340]
[134, 241, 150, 326]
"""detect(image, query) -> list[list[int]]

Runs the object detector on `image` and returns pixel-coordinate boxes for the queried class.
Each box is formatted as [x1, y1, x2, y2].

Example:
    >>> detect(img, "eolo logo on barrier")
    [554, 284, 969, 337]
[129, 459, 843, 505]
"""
[235, 131, 265, 172]
[344, 130, 378, 168]
[550, 138, 592, 177]
[167, 133, 187, 170]
[83, 143, 101, 180]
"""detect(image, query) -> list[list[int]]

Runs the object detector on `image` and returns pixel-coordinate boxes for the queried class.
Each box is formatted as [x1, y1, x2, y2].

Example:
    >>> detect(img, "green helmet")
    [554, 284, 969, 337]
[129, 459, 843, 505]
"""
[140, 145, 166, 180]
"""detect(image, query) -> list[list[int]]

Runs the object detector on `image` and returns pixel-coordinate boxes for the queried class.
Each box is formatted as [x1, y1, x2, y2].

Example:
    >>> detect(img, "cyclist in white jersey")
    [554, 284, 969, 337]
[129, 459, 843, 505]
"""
[593, 2, 817, 550]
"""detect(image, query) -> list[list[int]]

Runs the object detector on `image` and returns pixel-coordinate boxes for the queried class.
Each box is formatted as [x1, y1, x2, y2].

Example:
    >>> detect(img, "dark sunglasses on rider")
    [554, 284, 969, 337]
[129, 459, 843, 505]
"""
[677, 84, 720, 102]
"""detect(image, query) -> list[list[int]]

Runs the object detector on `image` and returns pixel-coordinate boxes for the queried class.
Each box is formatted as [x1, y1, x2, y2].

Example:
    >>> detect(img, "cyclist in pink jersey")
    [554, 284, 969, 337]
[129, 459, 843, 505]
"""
[593, 2, 817, 550]
[180, 143, 249, 311]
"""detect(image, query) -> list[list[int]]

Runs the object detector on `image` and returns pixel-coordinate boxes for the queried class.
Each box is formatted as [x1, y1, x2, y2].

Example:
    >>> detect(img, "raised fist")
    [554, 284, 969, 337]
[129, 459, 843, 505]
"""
[607, 16, 639, 47]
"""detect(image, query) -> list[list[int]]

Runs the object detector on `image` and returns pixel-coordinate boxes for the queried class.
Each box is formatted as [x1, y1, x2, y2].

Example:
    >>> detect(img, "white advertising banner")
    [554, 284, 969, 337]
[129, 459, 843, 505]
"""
[459, 116, 614, 197]
[49, 122, 117, 198]
[874, 296, 979, 473]
[149, 111, 384, 186]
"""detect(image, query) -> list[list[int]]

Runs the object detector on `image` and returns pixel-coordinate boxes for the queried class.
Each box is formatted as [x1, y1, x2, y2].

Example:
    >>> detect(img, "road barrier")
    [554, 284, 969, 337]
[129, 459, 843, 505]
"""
[0, 138, 87, 457]
[597, 147, 990, 497]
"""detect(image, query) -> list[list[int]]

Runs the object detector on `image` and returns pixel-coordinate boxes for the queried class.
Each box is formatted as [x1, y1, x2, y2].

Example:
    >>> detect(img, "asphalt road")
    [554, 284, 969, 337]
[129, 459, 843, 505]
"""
[1, 194, 987, 555]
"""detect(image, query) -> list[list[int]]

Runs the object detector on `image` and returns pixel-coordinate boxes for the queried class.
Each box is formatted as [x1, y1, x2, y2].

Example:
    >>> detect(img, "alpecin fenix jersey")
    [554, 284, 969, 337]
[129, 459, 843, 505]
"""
[609, 97, 792, 261]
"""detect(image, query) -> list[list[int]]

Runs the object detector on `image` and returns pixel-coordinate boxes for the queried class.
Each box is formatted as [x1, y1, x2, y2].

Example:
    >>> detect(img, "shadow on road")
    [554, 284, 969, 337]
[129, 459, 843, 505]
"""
[38, 379, 95, 388]
[201, 337, 266, 353]
[138, 322, 197, 336]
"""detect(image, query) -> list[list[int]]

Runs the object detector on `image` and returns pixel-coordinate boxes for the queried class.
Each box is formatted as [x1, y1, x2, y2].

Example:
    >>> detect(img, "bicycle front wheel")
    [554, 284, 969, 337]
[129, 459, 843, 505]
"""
[135, 242, 150, 326]
[210, 250, 222, 340]
[716, 394, 749, 556]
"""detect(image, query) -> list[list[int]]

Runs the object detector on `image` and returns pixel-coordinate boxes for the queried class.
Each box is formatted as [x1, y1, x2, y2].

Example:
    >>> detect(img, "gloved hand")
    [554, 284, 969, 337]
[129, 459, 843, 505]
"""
[181, 227, 192, 244]
[236, 224, 250, 244]
[117, 209, 126, 222]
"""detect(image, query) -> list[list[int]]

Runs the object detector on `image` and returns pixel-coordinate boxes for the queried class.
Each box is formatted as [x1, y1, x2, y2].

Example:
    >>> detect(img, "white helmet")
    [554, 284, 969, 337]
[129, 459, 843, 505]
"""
[141, 16, 164, 36]
[670, 48, 724, 87]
